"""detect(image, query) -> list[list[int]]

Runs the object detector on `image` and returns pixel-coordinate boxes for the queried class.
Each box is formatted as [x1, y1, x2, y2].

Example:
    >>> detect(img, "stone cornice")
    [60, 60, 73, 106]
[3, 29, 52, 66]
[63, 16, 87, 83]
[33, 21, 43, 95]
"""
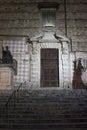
[29, 31, 70, 43]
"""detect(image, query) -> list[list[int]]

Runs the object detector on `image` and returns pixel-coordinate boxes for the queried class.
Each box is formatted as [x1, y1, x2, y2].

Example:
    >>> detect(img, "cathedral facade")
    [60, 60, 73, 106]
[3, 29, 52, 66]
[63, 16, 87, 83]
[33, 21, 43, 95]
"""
[0, 0, 87, 89]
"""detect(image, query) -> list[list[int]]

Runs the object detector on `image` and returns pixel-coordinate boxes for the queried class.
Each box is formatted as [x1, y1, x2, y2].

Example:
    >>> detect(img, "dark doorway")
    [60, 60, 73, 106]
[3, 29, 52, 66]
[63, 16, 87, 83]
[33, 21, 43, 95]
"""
[41, 48, 59, 87]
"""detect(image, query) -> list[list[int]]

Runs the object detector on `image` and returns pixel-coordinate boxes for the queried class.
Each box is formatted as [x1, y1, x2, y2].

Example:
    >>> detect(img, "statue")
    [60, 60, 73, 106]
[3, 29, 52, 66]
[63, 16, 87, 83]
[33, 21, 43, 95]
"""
[73, 59, 85, 89]
[2, 47, 6, 63]
[2, 46, 13, 64]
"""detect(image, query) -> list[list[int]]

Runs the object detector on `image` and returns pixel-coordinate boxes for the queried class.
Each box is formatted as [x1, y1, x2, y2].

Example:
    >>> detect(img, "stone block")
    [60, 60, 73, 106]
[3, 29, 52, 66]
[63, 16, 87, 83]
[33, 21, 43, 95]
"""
[0, 66, 14, 89]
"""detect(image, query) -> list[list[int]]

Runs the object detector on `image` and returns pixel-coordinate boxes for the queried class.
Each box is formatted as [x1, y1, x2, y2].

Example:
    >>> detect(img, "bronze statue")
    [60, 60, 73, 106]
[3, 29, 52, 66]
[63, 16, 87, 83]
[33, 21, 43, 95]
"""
[2, 46, 13, 64]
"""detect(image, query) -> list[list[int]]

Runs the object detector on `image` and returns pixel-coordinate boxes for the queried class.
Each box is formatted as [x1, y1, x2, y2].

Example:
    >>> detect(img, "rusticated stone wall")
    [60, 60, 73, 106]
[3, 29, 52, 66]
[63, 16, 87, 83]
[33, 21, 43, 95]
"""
[0, 0, 87, 51]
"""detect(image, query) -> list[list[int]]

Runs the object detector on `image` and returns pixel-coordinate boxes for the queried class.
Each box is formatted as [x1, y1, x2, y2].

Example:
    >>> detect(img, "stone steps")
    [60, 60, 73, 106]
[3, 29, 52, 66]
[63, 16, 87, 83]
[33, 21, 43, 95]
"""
[0, 122, 87, 129]
[0, 89, 87, 129]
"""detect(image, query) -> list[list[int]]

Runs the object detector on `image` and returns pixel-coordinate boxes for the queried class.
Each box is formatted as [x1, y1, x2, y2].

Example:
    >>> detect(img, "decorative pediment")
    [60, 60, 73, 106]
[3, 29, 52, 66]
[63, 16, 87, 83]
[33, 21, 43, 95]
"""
[28, 31, 70, 43]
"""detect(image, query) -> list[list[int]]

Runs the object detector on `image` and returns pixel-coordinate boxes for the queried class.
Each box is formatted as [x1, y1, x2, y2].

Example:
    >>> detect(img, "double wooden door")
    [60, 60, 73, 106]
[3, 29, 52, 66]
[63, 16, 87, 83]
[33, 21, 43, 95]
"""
[41, 49, 59, 87]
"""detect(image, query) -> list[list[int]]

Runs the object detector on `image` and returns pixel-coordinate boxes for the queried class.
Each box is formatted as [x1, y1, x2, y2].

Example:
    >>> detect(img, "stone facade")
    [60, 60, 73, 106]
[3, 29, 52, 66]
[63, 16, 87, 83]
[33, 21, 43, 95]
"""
[0, 0, 87, 89]
[0, 0, 87, 51]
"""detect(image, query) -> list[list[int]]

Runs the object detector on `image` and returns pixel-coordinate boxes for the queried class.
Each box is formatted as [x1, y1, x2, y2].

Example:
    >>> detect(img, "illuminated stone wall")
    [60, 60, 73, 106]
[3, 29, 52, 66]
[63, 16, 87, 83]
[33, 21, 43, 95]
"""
[0, 0, 87, 88]
[0, 0, 86, 51]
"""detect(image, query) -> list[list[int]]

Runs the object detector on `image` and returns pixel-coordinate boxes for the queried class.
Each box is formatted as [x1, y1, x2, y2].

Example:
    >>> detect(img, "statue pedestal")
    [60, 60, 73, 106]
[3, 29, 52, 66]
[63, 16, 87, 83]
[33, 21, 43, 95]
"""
[0, 65, 14, 90]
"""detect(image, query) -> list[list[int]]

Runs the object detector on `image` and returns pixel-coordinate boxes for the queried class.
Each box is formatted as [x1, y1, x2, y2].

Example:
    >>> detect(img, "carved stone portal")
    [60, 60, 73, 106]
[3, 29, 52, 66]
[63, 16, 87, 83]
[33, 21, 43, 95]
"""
[28, 31, 71, 89]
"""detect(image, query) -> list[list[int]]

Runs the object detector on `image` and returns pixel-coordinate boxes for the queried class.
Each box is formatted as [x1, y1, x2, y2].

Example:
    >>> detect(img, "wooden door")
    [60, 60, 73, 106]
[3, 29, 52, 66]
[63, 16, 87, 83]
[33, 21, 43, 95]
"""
[41, 49, 59, 87]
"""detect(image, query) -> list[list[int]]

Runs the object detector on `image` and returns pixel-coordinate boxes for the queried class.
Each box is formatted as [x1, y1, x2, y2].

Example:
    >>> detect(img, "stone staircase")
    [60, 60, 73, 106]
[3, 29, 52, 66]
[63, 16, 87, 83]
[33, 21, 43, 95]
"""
[0, 89, 87, 129]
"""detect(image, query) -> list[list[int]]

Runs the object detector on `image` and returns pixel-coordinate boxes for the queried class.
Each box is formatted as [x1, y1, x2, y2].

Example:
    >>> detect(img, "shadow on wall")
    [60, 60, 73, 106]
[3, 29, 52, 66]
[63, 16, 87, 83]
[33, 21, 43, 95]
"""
[73, 59, 86, 89]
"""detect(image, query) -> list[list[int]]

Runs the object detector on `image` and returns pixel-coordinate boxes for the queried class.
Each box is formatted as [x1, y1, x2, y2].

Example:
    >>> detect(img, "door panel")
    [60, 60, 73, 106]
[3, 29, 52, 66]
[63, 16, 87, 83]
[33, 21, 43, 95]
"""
[41, 49, 59, 87]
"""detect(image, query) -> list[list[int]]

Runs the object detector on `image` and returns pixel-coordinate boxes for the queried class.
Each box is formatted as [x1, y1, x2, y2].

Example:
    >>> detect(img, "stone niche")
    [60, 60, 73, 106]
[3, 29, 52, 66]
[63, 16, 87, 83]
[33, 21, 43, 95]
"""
[0, 65, 14, 90]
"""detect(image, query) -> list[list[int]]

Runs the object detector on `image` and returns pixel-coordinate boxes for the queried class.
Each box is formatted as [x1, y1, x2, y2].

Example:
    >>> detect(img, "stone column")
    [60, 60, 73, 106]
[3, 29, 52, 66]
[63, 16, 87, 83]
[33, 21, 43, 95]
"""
[62, 41, 70, 88]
